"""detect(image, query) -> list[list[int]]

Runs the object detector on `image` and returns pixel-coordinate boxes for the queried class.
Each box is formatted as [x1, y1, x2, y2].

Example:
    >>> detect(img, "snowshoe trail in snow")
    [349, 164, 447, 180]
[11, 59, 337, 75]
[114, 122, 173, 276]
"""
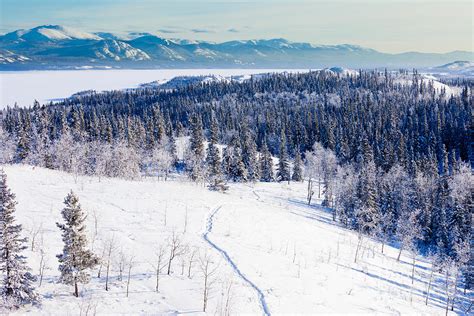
[203, 206, 271, 316]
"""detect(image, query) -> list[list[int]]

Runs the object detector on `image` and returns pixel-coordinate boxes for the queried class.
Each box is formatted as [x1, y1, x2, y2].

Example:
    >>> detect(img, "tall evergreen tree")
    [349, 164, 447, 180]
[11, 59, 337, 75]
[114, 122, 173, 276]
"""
[260, 141, 274, 182]
[188, 115, 205, 181]
[206, 116, 222, 179]
[355, 160, 379, 235]
[168, 133, 178, 167]
[432, 175, 450, 257]
[276, 131, 290, 182]
[56, 191, 99, 297]
[241, 125, 260, 182]
[15, 126, 30, 163]
[190, 115, 205, 160]
[0, 170, 39, 308]
[291, 150, 303, 182]
[226, 137, 247, 182]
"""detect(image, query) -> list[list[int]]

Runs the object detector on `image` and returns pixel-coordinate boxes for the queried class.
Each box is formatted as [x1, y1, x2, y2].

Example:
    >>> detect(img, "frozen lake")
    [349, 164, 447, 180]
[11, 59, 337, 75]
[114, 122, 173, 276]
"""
[0, 68, 308, 109]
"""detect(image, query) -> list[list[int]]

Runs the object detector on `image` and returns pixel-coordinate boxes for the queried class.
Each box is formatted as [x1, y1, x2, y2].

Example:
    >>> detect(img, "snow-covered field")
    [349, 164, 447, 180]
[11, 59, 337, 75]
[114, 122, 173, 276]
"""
[0, 69, 308, 109]
[2, 165, 470, 315]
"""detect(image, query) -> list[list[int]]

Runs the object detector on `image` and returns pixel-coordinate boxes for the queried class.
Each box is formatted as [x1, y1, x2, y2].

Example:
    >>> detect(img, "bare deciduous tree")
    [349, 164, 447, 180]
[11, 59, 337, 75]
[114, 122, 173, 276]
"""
[217, 277, 236, 316]
[188, 247, 198, 278]
[29, 222, 42, 251]
[38, 231, 49, 287]
[153, 245, 167, 292]
[90, 209, 100, 251]
[167, 231, 186, 275]
[199, 252, 219, 312]
[77, 297, 99, 316]
[126, 254, 135, 298]
[183, 206, 188, 233]
[116, 248, 127, 282]
[97, 245, 106, 278]
[104, 236, 117, 291]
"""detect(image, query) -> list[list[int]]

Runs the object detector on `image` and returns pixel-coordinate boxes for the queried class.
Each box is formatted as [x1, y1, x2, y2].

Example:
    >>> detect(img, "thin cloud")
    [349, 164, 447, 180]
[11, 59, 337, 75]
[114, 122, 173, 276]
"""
[191, 28, 214, 34]
[158, 28, 180, 34]
[227, 28, 239, 33]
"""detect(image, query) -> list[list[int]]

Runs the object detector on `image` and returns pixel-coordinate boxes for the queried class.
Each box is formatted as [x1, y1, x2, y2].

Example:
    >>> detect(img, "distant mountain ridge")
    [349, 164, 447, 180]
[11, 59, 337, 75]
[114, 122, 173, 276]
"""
[1, 25, 472, 70]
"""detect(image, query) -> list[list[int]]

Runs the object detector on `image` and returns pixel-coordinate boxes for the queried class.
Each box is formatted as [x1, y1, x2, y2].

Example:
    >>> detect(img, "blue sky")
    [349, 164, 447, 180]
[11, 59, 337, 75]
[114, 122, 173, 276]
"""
[1, 0, 472, 53]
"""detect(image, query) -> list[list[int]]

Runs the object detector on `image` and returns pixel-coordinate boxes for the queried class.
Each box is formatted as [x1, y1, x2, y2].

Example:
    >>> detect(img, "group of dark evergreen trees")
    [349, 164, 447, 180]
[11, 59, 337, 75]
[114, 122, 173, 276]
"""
[0, 69, 472, 298]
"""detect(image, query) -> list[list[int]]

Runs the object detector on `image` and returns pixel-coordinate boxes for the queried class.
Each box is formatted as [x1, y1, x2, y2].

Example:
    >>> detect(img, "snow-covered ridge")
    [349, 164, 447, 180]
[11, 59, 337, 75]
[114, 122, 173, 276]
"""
[425, 60, 474, 78]
[137, 74, 256, 90]
[435, 60, 473, 70]
[5, 25, 101, 41]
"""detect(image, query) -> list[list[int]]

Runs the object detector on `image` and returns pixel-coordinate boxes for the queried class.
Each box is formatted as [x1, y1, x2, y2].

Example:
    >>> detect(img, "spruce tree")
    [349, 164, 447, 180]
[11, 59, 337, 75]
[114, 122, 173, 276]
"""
[292, 150, 303, 182]
[260, 141, 274, 182]
[0, 170, 39, 309]
[56, 191, 98, 297]
[206, 117, 222, 179]
[190, 115, 205, 160]
[168, 133, 178, 167]
[276, 131, 290, 182]
[15, 126, 30, 163]
[231, 145, 248, 182]
[241, 124, 260, 182]
[225, 136, 247, 182]
[355, 160, 379, 235]
[221, 147, 232, 179]
[432, 175, 450, 256]
[188, 115, 205, 181]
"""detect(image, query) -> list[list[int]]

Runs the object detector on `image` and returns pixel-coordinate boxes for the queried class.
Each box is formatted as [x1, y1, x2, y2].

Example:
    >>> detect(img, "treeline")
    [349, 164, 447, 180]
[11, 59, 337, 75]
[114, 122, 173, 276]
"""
[1, 70, 471, 172]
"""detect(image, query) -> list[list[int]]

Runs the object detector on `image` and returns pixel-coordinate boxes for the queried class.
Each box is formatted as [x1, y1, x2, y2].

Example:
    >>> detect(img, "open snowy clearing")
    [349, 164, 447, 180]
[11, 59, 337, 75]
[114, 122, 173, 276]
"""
[1, 165, 471, 315]
[0, 69, 308, 109]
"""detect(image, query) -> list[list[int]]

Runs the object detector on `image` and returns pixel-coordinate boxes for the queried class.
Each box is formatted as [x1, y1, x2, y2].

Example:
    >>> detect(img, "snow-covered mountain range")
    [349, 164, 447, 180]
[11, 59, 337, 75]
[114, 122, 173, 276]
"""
[1, 25, 472, 70]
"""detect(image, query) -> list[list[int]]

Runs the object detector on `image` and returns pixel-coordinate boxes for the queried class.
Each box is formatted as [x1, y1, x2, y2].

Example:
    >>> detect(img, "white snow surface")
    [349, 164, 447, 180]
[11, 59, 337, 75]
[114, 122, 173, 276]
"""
[0, 69, 308, 109]
[1, 165, 470, 315]
[35, 25, 101, 41]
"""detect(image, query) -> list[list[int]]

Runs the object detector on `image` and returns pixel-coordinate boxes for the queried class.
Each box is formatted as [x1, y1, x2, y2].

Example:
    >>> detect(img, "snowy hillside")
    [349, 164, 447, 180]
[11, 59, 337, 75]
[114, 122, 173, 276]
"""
[1, 165, 471, 315]
[426, 61, 474, 78]
[391, 72, 462, 97]
[436, 61, 474, 71]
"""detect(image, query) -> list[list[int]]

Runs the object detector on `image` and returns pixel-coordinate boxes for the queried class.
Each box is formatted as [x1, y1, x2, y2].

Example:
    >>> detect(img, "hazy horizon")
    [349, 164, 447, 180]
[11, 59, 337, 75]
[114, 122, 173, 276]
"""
[1, 0, 472, 54]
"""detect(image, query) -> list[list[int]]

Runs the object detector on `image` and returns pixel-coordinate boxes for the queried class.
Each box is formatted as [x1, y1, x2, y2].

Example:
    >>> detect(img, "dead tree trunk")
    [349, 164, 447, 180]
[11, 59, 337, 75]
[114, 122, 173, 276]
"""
[354, 233, 363, 263]
[307, 179, 314, 205]
[397, 246, 403, 262]
[126, 256, 134, 297]
[74, 280, 79, 297]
